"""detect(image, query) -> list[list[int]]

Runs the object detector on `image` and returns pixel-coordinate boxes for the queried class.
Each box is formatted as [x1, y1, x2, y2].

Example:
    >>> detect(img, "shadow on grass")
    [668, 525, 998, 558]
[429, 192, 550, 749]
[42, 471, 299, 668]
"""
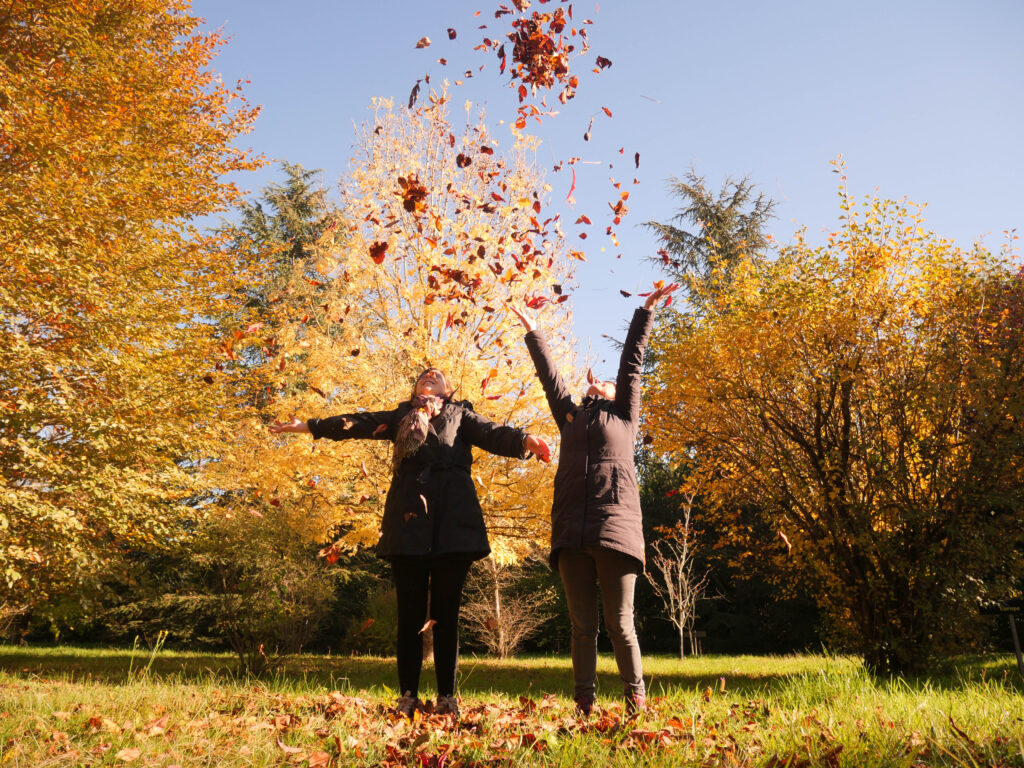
[1, 646, 1021, 699]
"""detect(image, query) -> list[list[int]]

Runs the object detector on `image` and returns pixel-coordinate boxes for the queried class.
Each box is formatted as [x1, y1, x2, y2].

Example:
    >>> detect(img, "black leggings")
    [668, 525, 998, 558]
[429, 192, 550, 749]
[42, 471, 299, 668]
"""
[391, 557, 472, 698]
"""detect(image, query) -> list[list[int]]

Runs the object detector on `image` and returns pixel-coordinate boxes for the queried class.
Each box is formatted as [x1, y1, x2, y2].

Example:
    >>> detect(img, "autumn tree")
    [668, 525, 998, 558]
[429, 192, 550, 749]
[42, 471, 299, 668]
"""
[645, 175, 1024, 674]
[0, 1, 261, 615]
[215, 92, 580, 560]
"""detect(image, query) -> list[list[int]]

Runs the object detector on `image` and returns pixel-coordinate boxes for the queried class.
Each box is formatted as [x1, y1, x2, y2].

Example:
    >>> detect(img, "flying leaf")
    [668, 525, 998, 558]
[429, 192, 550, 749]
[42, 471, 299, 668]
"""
[601, 106, 612, 117]
[447, 28, 457, 39]
[634, 152, 640, 168]
[595, 55, 612, 69]
[575, 215, 591, 225]
[619, 290, 632, 297]
[419, 618, 437, 634]
[415, 37, 432, 48]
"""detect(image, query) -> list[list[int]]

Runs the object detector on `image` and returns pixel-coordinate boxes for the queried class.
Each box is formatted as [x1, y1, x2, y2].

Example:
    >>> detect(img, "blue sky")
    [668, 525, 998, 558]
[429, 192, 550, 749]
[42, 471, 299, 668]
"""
[197, 0, 1024, 367]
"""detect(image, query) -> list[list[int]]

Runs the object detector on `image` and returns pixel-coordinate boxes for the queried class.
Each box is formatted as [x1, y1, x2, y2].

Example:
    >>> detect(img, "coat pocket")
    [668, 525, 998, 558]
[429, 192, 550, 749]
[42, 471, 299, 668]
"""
[588, 461, 618, 506]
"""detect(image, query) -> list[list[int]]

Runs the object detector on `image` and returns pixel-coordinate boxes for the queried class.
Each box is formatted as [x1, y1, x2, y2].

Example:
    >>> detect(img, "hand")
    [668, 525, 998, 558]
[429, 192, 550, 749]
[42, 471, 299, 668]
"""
[524, 434, 551, 463]
[644, 282, 681, 310]
[507, 302, 536, 332]
[269, 416, 309, 434]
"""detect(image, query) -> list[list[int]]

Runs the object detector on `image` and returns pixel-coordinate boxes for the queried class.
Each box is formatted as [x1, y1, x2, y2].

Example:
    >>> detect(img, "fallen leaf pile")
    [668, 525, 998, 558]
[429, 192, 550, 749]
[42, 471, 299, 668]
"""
[9, 686, 1009, 768]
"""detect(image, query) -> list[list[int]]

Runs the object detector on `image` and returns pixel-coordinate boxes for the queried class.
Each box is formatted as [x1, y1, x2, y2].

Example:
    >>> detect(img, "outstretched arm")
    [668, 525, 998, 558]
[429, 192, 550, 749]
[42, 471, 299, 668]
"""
[614, 283, 679, 424]
[270, 409, 399, 441]
[509, 302, 576, 429]
[459, 407, 551, 462]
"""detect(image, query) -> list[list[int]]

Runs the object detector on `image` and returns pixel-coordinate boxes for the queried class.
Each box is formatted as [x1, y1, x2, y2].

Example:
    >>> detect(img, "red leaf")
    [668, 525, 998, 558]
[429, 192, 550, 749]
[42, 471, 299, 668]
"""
[415, 36, 431, 48]
[447, 27, 457, 39]
[596, 55, 612, 69]
[575, 215, 591, 225]
[634, 152, 640, 168]
[369, 241, 388, 264]
[480, 144, 494, 154]
[602, 106, 613, 117]
[566, 167, 576, 201]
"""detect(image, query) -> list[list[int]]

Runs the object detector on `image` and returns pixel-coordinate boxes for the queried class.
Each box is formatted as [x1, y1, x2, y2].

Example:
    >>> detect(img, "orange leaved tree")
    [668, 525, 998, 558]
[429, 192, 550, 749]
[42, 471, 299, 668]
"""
[216, 92, 581, 561]
[646, 178, 1024, 674]
[0, 1, 261, 615]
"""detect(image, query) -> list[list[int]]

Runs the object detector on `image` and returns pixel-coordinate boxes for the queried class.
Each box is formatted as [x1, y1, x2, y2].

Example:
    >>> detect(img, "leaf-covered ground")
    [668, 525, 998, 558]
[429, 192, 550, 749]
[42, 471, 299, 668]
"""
[1, 648, 1022, 766]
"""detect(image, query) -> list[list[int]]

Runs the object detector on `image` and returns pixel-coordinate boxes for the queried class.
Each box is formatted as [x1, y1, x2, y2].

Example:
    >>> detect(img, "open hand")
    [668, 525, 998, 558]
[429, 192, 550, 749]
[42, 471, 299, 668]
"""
[524, 434, 552, 462]
[644, 282, 681, 310]
[507, 302, 537, 333]
[269, 417, 309, 434]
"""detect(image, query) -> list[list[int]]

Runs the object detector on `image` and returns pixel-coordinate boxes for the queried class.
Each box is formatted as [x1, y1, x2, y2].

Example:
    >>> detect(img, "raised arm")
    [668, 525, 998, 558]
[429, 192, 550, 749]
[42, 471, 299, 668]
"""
[613, 283, 679, 424]
[509, 302, 576, 430]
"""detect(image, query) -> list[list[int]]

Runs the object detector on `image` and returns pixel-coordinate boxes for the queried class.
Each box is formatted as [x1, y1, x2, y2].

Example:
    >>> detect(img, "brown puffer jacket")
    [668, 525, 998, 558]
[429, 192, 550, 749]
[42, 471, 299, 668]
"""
[525, 307, 654, 569]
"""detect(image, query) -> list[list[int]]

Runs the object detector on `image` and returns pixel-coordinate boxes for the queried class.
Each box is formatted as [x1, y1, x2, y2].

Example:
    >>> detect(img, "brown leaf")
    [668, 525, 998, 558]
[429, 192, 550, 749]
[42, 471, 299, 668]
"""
[419, 618, 437, 634]
[634, 152, 640, 168]
[369, 241, 388, 264]
[115, 748, 142, 762]
[596, 55, 612, 69]
[308, 752, 331, 768]
[415, 36, 431, 48]
[447, 28, 457, 39]
[355, 618, 375, 635]
[276, 738, 302, 754]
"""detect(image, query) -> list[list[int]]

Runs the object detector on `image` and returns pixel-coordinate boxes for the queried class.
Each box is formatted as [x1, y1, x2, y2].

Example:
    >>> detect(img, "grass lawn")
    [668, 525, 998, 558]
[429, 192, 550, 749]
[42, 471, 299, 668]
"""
[1, 646, 1022, 766]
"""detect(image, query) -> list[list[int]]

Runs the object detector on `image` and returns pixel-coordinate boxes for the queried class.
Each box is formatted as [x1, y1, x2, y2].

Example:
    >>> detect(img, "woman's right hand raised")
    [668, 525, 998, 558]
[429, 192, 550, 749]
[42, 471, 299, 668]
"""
[507, 302, 536, 332]
[269, 417, 310, 434]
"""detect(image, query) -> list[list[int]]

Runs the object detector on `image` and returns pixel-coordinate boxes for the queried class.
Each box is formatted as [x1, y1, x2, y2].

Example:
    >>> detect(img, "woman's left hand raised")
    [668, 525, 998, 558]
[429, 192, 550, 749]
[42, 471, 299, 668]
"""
[524, 434, 552, 463]
[644, 282, 681, 310]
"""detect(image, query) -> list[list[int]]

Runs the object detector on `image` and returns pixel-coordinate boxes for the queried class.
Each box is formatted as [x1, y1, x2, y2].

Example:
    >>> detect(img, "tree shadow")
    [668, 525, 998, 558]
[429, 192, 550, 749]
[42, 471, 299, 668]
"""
[0, 647, 1020, 699]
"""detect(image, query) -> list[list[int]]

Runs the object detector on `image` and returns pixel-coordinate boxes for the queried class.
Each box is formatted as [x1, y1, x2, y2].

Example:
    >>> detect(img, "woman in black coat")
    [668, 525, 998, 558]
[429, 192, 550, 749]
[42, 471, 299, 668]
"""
[510, 283, 678, 716]
[270, 368, 550, 718]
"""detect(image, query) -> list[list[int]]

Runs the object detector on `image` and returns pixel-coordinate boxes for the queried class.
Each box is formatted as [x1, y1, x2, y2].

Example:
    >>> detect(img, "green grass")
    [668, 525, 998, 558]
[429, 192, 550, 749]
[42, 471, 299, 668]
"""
[1, 646, 1022, 766]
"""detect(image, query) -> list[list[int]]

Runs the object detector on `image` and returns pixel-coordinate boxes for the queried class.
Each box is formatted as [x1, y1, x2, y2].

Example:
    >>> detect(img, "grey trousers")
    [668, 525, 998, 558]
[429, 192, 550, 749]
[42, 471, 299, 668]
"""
[557, 545, 645, 699]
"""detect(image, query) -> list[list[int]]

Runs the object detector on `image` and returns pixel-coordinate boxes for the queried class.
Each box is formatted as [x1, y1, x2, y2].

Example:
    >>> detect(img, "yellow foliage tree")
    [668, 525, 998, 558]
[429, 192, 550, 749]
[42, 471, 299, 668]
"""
[645, 175, 1024, 673]
[217, 92, 580, 560]
[0, 1, 261, 612]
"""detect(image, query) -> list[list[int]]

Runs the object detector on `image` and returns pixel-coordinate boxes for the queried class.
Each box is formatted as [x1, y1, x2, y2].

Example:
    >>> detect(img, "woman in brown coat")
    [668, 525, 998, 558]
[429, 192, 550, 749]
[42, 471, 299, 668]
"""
[510, 283, 678, 715]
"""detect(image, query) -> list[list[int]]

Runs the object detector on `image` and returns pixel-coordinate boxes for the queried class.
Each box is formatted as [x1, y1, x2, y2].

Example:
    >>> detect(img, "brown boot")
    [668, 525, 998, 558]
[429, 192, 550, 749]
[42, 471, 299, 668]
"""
[435, 694, 460, 720]
[574, 694, 595, 718]
[625, 692, 646, 715]
[394, 691, 419, 719]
